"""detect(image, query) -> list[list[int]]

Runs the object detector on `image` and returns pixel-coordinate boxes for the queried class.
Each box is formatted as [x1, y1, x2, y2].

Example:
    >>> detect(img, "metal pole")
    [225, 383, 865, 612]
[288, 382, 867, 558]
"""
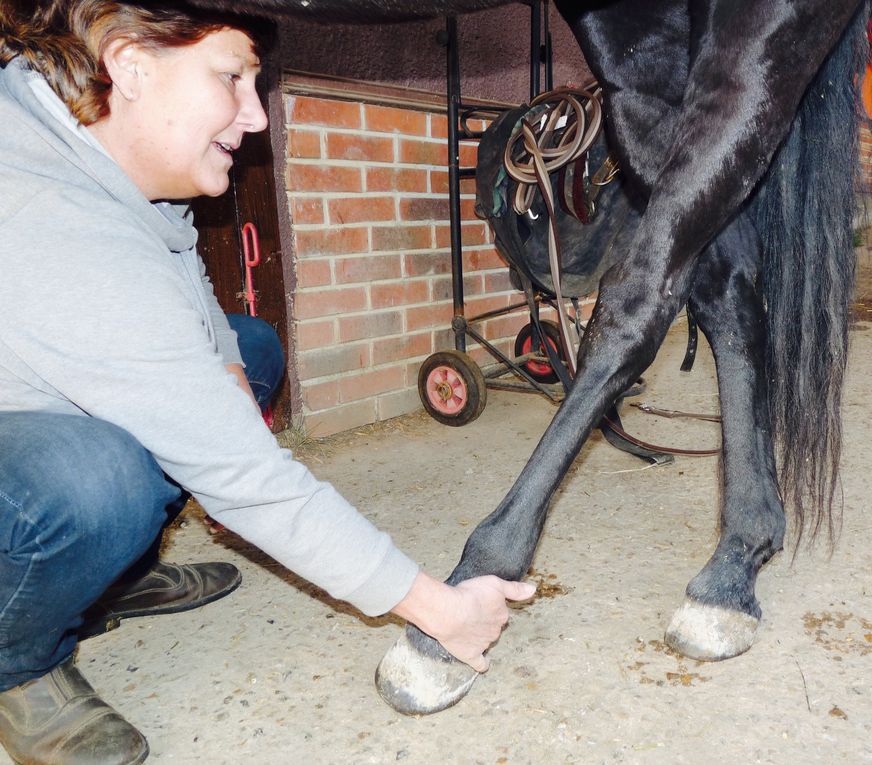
[544, 0, 553, 92]
[529, 0, 541, 99]
[445, 16, 466, 351]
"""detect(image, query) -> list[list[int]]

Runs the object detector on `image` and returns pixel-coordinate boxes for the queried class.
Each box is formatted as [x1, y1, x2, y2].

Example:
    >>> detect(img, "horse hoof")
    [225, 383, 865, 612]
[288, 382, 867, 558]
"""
[375, 630, 479, 715]
[664, 598, 759, 661]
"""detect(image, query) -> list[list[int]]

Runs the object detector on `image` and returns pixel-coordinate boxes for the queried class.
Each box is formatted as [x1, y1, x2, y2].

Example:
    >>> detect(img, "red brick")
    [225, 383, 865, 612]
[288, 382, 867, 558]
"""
[287, 164, 363, 193]
[302, 379, 341, 411]
[429, 114, 448, 140]
[405, 359, 425, 385]
[371, 225, 432, 252]
[293, 286, 367, 320]
[466, 340, 509, 369]
[371, 280, 429, 308]
[484, 269, 513, 293]
[404, 251, 451, 277]
[325, 133, 394, 163]
[405, 302, 453, 332]
[304, 399, 377, 437]
[435, 222, 489, 248]
[377, 388, 421, 421]
[338, 310, 403, 342]
[335, 254, 402, 284]
[432, 328, 455, 353]
[578, 297, 597, 321]
[459, 141, 478, 168]
[296, 259, 332, 288]
[328, 196, 395, 225]
[430, 274, 482, 302]
[295, 227, 368, 257]
[398, 197, 450, 222]
[482, 312, 529, 341]
[291, 197, 324, 225]
[399, 139, 448, 167]
[365, 104, 428, 135]
[290, 96, 361, 129]
[287, 129, 320, 159]
[367, 167, 428, 193]
[372, 332, 432, 365]
[465, 294, 511, 318]
[464, 118, 491, 134]
[298, 342, 370, 380]
[295, 319, 335, 351]
[430, 170, 476, 196]
[436, 223, 491, 248]
[461, 247, 506, 272]
[460, 197, 479, 221]
[338, 366, 405, 403]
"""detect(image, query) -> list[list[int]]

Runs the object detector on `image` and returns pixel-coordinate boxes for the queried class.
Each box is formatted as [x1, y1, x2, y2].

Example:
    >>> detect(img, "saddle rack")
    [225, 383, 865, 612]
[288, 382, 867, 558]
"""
[418, 2, 699, 465]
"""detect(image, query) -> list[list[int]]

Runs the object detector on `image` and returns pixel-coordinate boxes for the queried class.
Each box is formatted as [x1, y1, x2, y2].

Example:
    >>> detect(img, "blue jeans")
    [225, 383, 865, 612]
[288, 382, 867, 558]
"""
[0, 315, 283, 691]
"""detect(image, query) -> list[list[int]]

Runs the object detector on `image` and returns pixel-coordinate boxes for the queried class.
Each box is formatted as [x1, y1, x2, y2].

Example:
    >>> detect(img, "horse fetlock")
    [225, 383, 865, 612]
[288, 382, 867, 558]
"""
[375, 626, 478, 715]
[664, 598, 759, 661]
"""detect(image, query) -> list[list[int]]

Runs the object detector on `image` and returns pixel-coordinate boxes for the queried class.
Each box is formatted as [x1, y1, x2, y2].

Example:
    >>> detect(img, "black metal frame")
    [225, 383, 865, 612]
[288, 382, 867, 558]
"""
[443, 1, 567, 402]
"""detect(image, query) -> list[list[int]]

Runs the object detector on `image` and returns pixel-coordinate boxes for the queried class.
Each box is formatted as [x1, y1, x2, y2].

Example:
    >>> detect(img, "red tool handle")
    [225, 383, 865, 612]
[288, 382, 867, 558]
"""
[241, 222, 261, 318]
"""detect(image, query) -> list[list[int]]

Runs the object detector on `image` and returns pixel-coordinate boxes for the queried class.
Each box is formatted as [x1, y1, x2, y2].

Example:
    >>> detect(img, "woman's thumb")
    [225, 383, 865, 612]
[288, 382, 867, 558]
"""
[503, 580, 537, 601]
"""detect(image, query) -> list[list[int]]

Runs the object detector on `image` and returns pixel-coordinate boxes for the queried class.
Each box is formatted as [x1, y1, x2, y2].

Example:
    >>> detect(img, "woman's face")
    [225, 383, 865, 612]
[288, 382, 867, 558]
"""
[92, 28, 268, 200]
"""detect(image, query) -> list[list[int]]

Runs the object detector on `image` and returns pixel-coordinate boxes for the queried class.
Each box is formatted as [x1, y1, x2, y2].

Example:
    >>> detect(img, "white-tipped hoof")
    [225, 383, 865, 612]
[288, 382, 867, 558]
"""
[375, 631, 479, 715]
[665, 599, 759, 661]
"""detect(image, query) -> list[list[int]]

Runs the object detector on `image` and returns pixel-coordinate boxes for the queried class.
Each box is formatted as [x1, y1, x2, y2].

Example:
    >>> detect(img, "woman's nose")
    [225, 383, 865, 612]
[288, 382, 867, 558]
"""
[241, 92, 268, 133]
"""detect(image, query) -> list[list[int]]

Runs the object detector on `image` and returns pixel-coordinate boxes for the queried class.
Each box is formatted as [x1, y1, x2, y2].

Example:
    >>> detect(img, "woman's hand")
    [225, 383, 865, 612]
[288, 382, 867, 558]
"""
[392, 572, 537, 672]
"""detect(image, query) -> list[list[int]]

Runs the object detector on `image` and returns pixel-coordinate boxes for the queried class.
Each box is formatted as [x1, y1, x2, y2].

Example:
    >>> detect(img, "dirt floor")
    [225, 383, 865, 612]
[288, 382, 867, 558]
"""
[8, 268, 872, 764]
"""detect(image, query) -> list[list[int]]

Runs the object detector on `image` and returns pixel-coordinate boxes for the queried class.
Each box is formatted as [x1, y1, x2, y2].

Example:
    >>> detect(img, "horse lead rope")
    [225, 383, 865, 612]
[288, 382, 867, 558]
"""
[501, 87, 720, 458]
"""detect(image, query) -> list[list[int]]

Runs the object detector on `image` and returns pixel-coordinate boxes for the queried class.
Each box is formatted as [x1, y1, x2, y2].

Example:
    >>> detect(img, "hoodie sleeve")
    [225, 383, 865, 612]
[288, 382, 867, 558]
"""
[0, 191, 419, 617]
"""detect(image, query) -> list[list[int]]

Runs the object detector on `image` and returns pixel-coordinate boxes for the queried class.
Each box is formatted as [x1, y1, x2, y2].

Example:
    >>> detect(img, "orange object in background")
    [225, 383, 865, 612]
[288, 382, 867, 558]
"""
[863, 63, 872, 119]
[866, 21, 872, 119]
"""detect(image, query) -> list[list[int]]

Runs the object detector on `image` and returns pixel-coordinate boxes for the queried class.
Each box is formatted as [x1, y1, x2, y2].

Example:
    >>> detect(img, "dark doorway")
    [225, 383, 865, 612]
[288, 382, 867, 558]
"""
[192, 111, 292, 430]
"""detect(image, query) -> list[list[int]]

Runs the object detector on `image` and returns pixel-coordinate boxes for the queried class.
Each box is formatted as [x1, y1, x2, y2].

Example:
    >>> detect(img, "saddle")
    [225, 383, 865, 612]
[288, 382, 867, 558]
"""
[475, 87, 638, 302]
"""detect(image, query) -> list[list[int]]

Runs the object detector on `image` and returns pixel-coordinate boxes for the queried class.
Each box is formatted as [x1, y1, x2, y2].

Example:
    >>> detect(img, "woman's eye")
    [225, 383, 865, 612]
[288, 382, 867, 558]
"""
[224, 73, 241, 85]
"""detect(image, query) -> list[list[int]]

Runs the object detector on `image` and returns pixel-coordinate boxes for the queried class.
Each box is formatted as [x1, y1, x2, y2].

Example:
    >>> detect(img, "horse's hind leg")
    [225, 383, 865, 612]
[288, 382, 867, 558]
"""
[664, 215, 785, 660]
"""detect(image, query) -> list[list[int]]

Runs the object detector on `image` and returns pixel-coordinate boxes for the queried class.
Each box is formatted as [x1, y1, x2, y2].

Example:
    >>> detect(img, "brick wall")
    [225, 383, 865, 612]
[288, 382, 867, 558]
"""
[284, 92, 589, 437]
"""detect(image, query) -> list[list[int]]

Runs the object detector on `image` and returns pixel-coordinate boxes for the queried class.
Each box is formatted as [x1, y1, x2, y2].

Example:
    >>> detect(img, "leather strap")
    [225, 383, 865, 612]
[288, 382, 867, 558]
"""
[501, 87, 720, 458]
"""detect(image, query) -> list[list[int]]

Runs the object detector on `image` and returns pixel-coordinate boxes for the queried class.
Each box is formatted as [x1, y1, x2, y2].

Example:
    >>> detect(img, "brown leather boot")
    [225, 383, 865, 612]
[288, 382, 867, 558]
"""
[79, 561, 241, 640]
[0, 659, 148, 765]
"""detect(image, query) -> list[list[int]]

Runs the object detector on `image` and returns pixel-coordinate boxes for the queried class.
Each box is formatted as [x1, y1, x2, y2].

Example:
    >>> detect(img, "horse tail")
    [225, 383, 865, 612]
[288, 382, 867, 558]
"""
[753, 4, 869, 548]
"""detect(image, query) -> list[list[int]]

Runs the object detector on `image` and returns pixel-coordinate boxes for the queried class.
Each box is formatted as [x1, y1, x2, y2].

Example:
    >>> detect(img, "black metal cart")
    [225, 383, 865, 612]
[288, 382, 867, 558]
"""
[417, 6, 696, 465]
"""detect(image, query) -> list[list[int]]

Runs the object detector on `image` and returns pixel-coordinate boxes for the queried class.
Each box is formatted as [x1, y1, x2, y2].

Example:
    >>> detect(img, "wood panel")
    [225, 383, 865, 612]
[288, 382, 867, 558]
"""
[192, 115, 291, 430]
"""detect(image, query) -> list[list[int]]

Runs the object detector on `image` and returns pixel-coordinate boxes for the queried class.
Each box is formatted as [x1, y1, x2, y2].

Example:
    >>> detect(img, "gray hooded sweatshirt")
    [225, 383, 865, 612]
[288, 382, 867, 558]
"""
[0, 57, 419, 617]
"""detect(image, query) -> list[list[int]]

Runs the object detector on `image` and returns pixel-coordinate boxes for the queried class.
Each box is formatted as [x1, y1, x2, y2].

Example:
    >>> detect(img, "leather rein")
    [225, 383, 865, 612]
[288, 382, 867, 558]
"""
[502, 87, 720, 458]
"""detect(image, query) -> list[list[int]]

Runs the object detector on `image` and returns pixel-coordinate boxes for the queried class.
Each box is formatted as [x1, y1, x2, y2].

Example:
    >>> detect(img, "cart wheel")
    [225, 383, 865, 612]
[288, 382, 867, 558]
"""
[514, 321, 565, 384]
[418, 350, 487, 426]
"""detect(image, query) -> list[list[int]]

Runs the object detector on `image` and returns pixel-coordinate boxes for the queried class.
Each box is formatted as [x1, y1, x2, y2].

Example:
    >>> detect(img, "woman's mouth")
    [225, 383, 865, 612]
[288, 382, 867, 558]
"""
[213, 141, 235, 157]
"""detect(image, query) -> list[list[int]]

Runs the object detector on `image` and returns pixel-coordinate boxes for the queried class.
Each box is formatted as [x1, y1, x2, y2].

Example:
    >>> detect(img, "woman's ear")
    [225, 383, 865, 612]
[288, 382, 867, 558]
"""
[101, 37, 144, 102]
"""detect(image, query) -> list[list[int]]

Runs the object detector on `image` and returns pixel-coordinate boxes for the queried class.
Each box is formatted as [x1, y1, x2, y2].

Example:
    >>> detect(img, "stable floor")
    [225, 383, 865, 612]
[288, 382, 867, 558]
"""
[7, 267, 872, 765]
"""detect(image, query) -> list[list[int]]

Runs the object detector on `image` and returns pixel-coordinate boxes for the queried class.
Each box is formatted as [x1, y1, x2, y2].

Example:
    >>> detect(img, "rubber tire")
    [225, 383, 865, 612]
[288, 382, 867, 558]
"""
[418, 350, 487, 427]
[514, 320, 565, 384]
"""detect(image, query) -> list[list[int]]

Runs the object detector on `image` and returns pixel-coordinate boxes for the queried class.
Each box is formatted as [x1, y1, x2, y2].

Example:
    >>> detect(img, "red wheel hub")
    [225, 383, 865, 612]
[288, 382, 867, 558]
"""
[521, 335, 558, 375]
[425, 365, 468, 415]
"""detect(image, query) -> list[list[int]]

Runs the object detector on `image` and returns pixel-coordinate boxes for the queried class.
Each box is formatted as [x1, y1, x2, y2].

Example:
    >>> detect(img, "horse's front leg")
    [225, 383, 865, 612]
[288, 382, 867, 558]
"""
[665, 216, 785, 660]
[377, 218, 699, 714]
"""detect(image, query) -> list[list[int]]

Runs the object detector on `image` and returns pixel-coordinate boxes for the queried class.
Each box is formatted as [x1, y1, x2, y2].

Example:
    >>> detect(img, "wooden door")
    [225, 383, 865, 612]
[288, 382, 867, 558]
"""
[192, 114, 292, 430]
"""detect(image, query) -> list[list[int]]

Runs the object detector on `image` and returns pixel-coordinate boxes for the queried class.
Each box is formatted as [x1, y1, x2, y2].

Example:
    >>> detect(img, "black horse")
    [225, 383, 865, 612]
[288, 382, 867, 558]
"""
[193, 0, 869, 714]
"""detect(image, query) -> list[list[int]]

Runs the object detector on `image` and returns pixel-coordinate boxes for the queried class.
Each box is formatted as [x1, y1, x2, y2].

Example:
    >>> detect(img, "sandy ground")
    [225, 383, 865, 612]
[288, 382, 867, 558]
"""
[8, 298, 872, 763]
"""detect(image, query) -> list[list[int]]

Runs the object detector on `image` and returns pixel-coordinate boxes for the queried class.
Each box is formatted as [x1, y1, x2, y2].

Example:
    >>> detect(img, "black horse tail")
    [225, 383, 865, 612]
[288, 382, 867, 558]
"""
[753, 5, 869, 548]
